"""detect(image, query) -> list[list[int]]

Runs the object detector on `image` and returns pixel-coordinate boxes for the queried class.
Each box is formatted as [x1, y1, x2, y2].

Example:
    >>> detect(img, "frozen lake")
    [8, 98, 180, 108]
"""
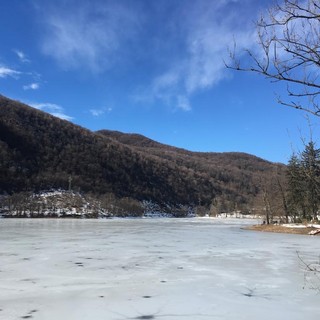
[0, 218, 319, 320]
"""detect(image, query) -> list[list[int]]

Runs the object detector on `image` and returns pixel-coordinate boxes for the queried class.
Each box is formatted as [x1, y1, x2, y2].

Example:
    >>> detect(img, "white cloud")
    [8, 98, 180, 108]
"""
[35, 0, 264, 111]
[31, 102, 61, 111]
[50, 112, 74, 121]
[29, 102, 73, 121]
[39, 1, 142, 72]
[13, 50, 30, 63]
[0, 56, 41, 87]
[23, 83, 40, 90]
[90, 109, 104, 117]
[177, 95, 191, 111]
[0, 66, 21, 78]
[89, 107, 112, 117]
[146, 0, 260, 111]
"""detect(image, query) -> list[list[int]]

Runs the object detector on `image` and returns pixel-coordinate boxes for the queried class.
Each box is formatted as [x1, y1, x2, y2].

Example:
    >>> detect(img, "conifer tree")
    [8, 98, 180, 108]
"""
[287, 153, 306, 221]
[301, 141, 320, 220]
[287, 141, 320, 221]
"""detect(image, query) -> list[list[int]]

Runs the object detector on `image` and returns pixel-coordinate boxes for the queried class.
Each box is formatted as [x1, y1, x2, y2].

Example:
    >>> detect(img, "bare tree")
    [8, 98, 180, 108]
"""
[276, 174, 290, 223]
[227, 0, 320, 116]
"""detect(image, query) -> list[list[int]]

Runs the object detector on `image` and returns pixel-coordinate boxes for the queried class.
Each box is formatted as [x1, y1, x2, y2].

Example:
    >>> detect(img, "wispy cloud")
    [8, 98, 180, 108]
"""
[0, 66, 21, 78]
[90, 109, 104, 117]
[23, 83, 40, 90]
[50, 112, 74, 121]
[89, 107, 112, 117]
[29, 102, 73, 121]
[13, 49, 30, 63]
[38, 0, 142, 72]
[177, 95, 191, 112]
[1, 49, 42, 88]
[35, 0, 263, 111]
[142, 0, 260, 111]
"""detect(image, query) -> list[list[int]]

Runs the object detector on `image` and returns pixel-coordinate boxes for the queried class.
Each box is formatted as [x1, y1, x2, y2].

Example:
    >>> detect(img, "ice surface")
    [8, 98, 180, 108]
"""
[0, 218, 319, 320]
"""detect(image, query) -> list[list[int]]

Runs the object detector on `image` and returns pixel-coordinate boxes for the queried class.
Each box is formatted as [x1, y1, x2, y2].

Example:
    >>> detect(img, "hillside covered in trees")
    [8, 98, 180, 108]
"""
[0, 95, 285, 215]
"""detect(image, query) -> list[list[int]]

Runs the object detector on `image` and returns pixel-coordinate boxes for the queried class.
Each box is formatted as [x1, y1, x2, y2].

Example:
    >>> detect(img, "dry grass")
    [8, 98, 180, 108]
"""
[245, 224, 320, 235]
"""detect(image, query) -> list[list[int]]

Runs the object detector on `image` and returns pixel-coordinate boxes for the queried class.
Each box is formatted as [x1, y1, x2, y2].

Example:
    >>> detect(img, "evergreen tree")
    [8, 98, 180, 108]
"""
[301, 141, 320, 220]
[287, 153, 306, 221]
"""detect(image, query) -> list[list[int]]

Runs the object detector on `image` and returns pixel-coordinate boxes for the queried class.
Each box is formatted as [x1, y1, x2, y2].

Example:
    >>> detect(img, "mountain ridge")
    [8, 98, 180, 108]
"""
[97, 129, 274, 164]
[0, 95, 284, 213]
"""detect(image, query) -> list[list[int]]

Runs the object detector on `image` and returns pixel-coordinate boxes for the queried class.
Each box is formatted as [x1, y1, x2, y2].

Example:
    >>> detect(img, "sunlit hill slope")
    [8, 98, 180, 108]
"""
[0, 95, 284, 212]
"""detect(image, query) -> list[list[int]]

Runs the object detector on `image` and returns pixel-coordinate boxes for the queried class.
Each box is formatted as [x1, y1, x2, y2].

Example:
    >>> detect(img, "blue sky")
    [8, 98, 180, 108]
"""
[0, 0, 319, 163]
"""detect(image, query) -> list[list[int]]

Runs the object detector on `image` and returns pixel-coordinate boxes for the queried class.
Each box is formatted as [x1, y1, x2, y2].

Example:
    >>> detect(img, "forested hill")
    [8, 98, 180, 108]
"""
[98, 130, 276, 178]
[0, 95, 284, 210]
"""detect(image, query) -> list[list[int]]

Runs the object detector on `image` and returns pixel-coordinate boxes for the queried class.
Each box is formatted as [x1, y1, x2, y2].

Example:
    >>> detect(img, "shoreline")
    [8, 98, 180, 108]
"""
[245, 224, 320, 235]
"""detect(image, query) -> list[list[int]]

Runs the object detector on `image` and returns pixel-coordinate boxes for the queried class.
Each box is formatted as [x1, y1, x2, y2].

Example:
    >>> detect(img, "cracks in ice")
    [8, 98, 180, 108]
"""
[112, 307, 216, 320]
[127, 313, 216, 319]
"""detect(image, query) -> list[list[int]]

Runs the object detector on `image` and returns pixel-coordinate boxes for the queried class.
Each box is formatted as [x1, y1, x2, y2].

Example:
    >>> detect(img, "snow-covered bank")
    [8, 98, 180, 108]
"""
[0, 191, 196, 218]
[282, 224, 320, 229]
[0, 190, 111, 218]
[215, 212, 263, 219]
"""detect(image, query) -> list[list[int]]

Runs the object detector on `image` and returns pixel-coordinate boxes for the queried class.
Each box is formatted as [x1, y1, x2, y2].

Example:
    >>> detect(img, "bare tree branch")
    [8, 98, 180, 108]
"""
[297, 251, 320, 291]
[226, 0, 320, 117]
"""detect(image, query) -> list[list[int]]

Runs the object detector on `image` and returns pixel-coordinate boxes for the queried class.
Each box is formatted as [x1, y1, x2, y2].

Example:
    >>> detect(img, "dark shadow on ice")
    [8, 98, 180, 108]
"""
[124, 312, 216, 319]
[242, 288, 255, 297]
[74, 262, 84, 267]
[241, 287, 271, 300]
[21, 309, 38, 319]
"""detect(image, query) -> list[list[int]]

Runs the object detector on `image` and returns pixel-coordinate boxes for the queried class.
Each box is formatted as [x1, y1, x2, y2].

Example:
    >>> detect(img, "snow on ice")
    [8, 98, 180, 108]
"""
[0, 218, 319, 320]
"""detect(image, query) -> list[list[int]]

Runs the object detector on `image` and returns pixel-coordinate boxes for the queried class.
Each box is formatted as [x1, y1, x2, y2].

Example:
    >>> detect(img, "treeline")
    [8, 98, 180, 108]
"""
[0, 190, 198, 218]
[287, 141, 320, 222]
[99, 130, 284, 211]
[252, 140, 320, 224]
